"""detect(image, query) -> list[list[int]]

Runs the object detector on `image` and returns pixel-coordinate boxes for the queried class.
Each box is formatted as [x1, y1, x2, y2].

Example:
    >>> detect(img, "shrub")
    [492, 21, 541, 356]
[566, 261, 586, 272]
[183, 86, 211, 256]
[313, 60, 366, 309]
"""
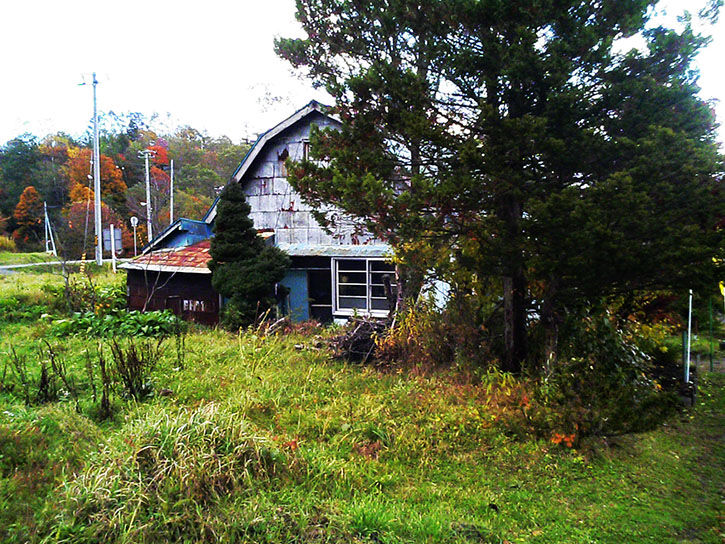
[531, 313, 679, 443]
[0, 298, 45, 323]
[0, 235, 16, 252]
[375, 297, 486, 369]
[50, 310, 181, 338]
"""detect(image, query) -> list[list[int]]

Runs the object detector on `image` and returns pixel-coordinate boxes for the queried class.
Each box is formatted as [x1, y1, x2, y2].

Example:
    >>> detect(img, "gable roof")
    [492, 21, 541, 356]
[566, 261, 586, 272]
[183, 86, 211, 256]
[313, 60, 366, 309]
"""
[142, 218, 213, 254]
[204, 100, 339, 225]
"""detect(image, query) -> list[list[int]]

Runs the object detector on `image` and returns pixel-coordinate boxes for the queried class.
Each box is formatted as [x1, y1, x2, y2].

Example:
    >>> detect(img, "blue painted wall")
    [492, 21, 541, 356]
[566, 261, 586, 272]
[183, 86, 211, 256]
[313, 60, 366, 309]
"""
[280, 269, 309, 321]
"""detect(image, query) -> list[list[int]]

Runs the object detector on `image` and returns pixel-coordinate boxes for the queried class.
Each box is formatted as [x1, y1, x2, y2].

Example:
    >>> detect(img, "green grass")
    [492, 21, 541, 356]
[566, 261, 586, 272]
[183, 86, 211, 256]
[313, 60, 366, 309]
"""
[0, 251, 56, 266]
[0, 271, 723, 543]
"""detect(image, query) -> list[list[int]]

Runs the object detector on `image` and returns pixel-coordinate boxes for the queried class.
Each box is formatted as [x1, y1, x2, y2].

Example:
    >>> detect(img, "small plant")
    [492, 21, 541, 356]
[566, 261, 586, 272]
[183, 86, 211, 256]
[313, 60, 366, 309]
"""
[44, 341, 79, 412]
[96, 343, 112, 420]
[0, 298, 45, 323]
[35, 360, 58, 404]
[8, 346, 31, 406]
[109, 337, 164, 401]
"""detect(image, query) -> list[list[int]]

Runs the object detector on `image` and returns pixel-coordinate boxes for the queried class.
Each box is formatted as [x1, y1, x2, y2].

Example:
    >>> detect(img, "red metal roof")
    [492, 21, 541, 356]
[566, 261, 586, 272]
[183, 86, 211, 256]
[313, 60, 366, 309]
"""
[123, 239, 211, 273]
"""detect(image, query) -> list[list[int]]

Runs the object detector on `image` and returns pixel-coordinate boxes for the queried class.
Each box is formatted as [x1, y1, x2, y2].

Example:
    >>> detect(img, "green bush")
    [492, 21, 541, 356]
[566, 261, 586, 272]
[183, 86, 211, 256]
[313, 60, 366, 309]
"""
[532, 314, 679, 442]
[50, 310, 181, 338]
[0, 298, 45, 324]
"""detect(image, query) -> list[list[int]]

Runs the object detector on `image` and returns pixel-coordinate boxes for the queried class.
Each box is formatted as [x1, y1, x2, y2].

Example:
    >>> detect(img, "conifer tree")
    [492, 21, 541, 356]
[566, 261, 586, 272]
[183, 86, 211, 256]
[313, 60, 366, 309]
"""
[209, 182, 290, 329]
[277, 0, 724, 370]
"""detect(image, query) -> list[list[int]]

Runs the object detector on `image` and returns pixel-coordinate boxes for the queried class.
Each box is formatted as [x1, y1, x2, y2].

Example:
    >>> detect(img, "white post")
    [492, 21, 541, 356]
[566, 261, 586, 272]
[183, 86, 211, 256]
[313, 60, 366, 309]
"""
[92, 72, 103, 266]
[43, 201, 49, 253]
[169, 159, 174, 225]
[685, 289, 693, 383]
[130, 216, 138, 256]
[142, 150, 153, 242]
[110, 224, 117, 273]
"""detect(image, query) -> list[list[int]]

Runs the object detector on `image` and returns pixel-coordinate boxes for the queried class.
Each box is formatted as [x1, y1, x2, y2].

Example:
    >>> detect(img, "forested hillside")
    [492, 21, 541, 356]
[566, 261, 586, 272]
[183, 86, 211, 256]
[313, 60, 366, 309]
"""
[0, 112, 250, 256]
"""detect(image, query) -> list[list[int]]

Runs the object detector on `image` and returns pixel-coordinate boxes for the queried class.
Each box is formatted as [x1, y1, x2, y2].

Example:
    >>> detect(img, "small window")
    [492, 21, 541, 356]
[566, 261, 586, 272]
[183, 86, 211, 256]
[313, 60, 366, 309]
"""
[302, 140, 311, 160]
[335, 258, 396, 315]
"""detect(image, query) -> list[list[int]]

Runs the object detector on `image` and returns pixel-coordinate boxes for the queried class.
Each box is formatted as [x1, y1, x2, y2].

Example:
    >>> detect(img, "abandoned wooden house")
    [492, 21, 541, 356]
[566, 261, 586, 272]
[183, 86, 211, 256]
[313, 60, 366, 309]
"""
[121, 101, 395, 324]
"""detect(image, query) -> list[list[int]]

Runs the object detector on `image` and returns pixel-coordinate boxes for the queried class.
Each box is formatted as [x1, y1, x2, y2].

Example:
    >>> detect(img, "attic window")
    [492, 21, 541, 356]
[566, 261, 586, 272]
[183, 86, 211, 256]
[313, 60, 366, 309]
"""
[277, 148, 289, 176]
[302, 140, 310, 160]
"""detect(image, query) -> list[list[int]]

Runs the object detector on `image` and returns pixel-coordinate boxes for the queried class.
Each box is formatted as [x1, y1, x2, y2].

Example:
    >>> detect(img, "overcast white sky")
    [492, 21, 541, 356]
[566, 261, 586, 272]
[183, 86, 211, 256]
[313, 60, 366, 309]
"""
[0, 0, 723, 145]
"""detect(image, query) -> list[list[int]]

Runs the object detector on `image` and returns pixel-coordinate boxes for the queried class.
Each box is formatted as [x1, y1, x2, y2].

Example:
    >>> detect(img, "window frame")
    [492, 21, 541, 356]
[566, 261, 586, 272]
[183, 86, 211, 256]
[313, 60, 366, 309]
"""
[332, 257, 396, 317]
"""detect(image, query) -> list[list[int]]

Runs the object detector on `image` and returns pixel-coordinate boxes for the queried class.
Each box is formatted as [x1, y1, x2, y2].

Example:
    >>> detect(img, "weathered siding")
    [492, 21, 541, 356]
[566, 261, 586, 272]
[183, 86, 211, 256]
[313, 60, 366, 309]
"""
[241, 112, 376, 246]
[127, 270, 219, 325]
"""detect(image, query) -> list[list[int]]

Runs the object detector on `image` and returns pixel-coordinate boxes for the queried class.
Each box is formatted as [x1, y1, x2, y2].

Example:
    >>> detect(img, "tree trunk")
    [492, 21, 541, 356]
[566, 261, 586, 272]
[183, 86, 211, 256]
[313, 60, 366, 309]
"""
[394, 263, 424, 316]
[540, 278, 560, 373]
[502, 269, 527, 373]
[500, 194, 527, 374]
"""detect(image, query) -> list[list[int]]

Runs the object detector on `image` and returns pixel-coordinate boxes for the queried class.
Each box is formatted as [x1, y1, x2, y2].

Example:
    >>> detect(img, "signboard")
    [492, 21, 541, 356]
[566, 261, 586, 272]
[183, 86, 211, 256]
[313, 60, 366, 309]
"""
[102, 227, 123, 254]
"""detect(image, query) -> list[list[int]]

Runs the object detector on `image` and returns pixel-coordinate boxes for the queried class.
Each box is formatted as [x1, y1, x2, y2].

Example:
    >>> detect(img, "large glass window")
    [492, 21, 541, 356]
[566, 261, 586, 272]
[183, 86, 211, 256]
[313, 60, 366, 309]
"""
[335, 258, 396, 315]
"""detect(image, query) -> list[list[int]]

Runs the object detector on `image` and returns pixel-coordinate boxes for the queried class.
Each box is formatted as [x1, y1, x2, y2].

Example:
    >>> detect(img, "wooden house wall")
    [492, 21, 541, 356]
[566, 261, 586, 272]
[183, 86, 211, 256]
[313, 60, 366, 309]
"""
[241, 111, 376, 246]
[127, 270, 219, 325]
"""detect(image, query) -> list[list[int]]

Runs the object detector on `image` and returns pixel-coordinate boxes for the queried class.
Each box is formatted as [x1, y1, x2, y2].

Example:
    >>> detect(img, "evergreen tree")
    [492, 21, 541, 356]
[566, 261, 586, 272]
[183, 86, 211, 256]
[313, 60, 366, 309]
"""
[209, 182, 290, 329]
[277, 0, 724, 371]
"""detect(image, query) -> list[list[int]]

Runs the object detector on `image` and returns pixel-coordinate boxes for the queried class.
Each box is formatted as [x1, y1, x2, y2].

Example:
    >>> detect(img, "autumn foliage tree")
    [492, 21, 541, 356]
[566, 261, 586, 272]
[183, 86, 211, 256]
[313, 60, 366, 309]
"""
[12, 186, 43, 249]
[65, 147, 128, 213]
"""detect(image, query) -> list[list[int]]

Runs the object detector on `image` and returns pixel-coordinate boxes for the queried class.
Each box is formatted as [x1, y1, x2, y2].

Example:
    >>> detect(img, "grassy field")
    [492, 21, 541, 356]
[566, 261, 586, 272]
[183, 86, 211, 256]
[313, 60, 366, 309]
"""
[0, 251, 57, 266]
[0, 270, 723, 543]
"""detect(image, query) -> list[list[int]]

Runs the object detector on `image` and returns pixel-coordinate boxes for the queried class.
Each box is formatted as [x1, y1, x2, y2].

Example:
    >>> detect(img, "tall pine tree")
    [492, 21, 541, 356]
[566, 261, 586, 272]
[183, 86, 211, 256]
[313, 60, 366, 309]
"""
[277, 0, 724, 371]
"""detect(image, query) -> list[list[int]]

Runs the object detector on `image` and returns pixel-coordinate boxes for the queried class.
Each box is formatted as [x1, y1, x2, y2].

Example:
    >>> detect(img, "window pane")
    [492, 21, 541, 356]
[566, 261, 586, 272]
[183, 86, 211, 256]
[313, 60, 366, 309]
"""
[339, 272, 366, 284]
[371, 285, 397, 297]
[370, 261, 395, 272]
[337, 259, 365, 271]
[370, 272, 395, 286]
[371, 298, 392, 311]
[339, 284, 367, 296]
[339, 296, 368, 310]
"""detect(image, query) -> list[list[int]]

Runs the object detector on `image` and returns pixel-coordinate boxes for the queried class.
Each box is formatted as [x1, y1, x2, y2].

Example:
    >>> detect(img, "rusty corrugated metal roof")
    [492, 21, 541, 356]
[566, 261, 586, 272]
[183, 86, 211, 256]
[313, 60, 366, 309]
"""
[120, 239, 212, 274]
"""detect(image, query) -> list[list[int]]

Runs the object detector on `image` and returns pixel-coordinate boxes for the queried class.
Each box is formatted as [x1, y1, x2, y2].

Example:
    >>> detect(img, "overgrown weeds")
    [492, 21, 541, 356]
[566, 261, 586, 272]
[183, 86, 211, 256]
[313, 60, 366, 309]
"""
[47, 403, 291, 543]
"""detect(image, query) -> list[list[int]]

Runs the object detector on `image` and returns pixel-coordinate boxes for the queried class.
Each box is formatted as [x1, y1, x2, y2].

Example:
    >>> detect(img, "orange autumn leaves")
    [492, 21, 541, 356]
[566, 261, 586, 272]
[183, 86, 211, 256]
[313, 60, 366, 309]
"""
[65, 147, 127, 203]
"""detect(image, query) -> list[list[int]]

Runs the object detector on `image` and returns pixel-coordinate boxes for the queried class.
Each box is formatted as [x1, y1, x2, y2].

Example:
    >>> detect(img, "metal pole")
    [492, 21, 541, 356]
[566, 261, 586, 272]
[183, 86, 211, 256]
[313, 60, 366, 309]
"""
[142, 150, 153, 242]
[110, 224, 117, 273]
[170, 159, 174, 225]
[685, 289, 693, 383]
[709, 297, 714, 372]
[92, 72, 102, 266]
[130, 216, 138, 256]
[43, 201, 49, 253]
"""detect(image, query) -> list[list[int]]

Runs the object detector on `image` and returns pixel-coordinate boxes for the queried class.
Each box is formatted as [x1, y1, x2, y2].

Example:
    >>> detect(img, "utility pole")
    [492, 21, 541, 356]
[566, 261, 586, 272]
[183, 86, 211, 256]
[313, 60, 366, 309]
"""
[43, 201, 57, 256]
[169, 159, 174, 225]
[92, 72, 102, 266]
[139, 149, 155, 243]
